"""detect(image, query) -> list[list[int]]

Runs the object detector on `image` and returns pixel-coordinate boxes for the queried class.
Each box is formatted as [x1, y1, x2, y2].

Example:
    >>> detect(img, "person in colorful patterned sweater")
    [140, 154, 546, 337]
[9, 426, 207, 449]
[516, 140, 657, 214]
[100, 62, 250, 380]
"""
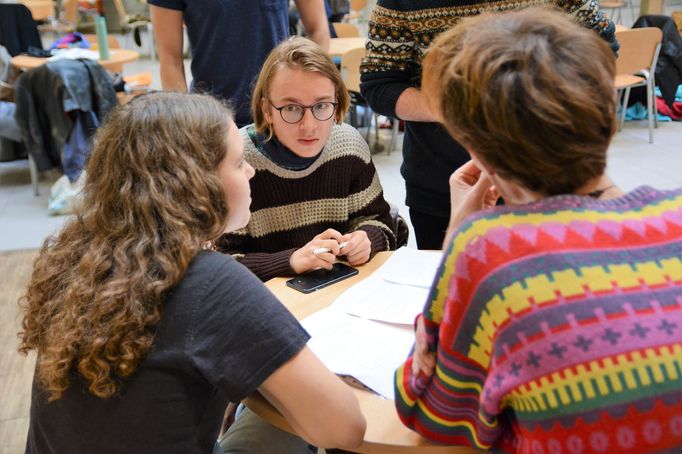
[217, 37, 395, 282]
[360, 0, 618, 250]
[395, 8, 682, 453]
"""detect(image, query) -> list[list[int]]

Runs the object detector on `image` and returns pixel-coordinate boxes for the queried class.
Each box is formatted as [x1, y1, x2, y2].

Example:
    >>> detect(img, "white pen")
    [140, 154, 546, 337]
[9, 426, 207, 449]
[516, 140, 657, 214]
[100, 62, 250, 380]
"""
[312, 241, 348, 256]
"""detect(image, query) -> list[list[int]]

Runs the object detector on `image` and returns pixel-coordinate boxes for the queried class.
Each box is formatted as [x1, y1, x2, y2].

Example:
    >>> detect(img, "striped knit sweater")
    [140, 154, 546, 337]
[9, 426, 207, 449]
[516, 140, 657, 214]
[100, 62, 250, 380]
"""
[216, 123, 395, 281]
[359, 0, 618, 218]
[395, 187, 682, 452]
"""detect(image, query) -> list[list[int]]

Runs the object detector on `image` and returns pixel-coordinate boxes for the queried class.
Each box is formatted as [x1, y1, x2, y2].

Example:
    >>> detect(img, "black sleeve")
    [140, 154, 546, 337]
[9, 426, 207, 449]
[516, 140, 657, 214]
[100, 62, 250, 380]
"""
[187, 253, 310, 402]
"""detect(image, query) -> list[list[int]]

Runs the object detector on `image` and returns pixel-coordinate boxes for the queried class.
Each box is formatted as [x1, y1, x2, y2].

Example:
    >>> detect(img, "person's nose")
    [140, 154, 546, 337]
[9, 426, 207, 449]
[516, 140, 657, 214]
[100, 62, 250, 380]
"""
[299, 108, 317, 133]
[245, 161, 255, 180]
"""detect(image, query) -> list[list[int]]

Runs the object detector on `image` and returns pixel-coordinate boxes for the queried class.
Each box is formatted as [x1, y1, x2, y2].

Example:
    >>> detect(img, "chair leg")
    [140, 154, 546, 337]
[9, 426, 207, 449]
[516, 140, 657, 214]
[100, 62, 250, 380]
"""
[28, 154, 39, 196]
[652, 77, 658, 129]
[627, 0, 636, 23]
[147, 23, 156, 61]
[373, 112, 379, 149]
[349, 105, 358, 128]
[620, 87, 631, 132]
[388, 119, 399, 156]
[646, 79, 654, 144]
[363, 106, 371, 143]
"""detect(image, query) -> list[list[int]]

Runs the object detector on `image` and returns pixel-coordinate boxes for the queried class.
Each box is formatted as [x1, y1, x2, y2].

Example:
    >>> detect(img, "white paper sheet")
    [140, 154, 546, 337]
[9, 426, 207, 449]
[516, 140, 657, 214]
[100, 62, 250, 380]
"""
[48, 49, 101, 61]
[331, 276, 428, 325]
[301, 307, 414, 398]
[371, 247, 442, 288]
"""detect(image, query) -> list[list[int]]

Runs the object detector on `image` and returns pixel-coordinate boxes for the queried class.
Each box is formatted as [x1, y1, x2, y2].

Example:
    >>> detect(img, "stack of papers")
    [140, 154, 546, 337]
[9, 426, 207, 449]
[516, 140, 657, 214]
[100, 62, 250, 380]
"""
[301, 248, 442, 398]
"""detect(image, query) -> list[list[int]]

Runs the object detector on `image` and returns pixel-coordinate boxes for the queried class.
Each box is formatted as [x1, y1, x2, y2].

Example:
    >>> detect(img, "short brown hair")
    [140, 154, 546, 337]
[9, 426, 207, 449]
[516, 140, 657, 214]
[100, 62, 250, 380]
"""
[252, 37, 350, 139]
[423, 7, 617, 195]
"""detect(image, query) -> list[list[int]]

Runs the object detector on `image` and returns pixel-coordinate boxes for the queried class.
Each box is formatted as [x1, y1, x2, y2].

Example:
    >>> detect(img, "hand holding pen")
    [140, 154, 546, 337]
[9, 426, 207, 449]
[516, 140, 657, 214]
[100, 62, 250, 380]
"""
[312, 241, 348, 257]
[290, 228, 345, 274]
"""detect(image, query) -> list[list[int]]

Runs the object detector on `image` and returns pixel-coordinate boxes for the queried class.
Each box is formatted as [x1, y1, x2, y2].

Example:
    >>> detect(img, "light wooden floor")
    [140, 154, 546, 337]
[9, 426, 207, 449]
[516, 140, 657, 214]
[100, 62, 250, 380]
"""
[0, 250, 38, 454]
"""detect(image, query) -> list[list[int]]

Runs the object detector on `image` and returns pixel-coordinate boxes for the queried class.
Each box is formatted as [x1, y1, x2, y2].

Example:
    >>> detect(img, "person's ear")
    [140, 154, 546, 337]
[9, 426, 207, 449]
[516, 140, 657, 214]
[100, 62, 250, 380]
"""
[261, 97, 272, 124]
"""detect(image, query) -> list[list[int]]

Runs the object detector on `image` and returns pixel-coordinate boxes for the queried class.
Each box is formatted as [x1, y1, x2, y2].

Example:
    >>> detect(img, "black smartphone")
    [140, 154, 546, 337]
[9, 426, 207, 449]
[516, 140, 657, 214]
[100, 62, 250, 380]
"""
[286, 262, 359, 294]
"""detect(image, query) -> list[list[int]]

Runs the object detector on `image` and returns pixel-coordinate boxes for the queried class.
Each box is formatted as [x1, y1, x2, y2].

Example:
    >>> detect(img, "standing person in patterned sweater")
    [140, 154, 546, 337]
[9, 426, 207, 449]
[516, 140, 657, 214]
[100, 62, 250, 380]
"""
[395, 8, 682, 453]
[217, 37, 395, 282]
[360, 0, 619, 250]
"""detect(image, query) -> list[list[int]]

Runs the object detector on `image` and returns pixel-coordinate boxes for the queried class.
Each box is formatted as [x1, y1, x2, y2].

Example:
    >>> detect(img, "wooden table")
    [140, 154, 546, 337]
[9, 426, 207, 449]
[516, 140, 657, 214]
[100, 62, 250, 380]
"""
[11, 49, 140, 72]
[329, 37, 367, 58]
[244, 252, 479, 454]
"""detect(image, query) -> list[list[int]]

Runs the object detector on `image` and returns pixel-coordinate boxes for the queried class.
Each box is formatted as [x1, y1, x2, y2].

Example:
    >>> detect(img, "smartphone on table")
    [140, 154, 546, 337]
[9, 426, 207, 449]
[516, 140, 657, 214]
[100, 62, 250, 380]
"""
[286, 262, 359, 294]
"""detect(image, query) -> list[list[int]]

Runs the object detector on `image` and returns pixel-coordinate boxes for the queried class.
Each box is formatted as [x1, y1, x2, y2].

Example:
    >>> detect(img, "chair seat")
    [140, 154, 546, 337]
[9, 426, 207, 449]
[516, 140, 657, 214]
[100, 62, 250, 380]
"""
[615, 74, 646, 89]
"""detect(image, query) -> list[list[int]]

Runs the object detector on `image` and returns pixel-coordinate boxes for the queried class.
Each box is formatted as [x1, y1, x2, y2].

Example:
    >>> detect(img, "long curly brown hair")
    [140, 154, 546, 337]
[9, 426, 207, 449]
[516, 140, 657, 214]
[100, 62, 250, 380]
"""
[19, 92, 232, 400]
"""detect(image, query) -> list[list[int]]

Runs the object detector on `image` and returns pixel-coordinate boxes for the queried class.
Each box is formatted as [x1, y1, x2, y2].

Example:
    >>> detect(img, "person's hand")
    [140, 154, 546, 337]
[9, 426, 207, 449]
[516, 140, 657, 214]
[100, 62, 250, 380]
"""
[445, 161, 499, 245]
[411, 314, 436, 378]
[340, 230, 371, 266]
[290, 229, 345, 274]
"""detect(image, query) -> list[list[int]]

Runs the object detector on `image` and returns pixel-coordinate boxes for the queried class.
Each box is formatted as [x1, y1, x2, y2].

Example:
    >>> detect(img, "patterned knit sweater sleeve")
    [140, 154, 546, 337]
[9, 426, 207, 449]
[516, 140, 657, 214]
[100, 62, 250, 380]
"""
[395, 187, 682, 451]
[217, 124, 395, 282]
[361, 0, 618, 117]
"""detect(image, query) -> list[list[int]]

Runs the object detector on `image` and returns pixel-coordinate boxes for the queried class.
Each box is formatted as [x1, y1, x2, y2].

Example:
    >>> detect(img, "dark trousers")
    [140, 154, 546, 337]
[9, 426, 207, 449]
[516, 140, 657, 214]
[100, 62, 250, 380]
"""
[409, 208, 449, 251]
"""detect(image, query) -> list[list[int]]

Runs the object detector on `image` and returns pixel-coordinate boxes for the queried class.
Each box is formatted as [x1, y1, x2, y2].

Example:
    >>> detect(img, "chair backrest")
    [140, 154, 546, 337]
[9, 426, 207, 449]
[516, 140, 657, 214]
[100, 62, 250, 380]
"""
[62, 0, 78, 24]
[615, 27, 663, 75]
[332, 22, 360, 37]
[340, 46, 365, 93]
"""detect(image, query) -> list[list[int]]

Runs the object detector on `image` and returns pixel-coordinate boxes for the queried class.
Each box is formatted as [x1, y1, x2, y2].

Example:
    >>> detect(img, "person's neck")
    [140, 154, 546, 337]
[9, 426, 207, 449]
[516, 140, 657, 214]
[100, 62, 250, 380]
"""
[500, 175, 623, 205]
[574, 175, 624, 200]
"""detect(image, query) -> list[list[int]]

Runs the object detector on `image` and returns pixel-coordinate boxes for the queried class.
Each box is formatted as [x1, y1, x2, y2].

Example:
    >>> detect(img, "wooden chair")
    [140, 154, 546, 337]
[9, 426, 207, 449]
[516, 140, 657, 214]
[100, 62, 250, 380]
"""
[37, 0, 77, 37]
[340, 46, 379, 148]
[600, 0, 635, 25]
[615, 27, 663, 144]
[112, 0, 155, 60]
[332, 22, 360, 38]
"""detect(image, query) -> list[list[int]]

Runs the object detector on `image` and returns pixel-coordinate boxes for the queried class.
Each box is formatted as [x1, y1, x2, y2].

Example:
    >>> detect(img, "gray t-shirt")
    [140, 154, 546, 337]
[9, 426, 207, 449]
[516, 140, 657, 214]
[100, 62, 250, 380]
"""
[26, 251, 309, 454]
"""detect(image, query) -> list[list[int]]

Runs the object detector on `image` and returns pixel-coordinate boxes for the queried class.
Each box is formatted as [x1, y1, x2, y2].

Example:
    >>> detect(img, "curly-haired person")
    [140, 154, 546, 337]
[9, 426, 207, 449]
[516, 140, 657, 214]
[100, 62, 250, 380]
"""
[19, 92, 365, 454]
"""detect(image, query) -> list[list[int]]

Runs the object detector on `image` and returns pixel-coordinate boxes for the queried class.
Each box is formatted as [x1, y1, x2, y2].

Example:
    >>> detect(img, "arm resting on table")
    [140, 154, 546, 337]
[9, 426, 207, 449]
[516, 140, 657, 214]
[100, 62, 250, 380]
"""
[259, 346, 366, 450]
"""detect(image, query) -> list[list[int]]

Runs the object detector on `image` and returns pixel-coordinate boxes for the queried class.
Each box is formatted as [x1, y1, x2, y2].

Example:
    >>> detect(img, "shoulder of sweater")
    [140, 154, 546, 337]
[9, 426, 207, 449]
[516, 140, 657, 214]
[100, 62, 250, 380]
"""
[239, 124, 264, 162]
[325, 123, 372, 164]
[239, 123, 372, 174]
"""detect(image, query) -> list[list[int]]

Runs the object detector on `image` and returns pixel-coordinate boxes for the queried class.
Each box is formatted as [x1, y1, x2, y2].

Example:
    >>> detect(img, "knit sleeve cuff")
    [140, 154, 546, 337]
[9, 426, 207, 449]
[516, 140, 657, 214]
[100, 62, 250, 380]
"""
[360, 71, 412, 118]
[358, 225, 389, 259]
[238, 248, 298, 282]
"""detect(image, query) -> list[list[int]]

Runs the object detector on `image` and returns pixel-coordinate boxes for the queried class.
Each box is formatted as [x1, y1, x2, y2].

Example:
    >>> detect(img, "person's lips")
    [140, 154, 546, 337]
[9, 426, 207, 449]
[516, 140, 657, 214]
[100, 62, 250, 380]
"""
[298, 138, 318, 145]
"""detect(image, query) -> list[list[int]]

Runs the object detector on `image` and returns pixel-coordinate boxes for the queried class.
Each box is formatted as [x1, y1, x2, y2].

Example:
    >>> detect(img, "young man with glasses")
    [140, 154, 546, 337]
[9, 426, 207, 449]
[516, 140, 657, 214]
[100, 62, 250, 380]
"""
[216, 37, 396, 282]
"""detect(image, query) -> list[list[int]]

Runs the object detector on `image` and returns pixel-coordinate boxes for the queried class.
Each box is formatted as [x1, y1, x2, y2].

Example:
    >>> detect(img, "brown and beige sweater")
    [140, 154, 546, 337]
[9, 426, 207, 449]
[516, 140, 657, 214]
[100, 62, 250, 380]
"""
[216, 123, 395, 281]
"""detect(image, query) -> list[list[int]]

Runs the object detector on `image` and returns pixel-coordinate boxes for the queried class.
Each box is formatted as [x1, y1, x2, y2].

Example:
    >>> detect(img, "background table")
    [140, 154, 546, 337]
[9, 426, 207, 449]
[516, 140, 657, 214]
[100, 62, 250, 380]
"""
[245, 252, 480, 453]
[11, 49, 140, 72]
[329, 37, 367, 58]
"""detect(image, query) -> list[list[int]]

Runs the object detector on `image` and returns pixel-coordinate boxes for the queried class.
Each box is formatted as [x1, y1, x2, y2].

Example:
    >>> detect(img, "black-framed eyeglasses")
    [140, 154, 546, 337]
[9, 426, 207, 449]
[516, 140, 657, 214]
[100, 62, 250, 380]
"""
[267, 99, 338, 123]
